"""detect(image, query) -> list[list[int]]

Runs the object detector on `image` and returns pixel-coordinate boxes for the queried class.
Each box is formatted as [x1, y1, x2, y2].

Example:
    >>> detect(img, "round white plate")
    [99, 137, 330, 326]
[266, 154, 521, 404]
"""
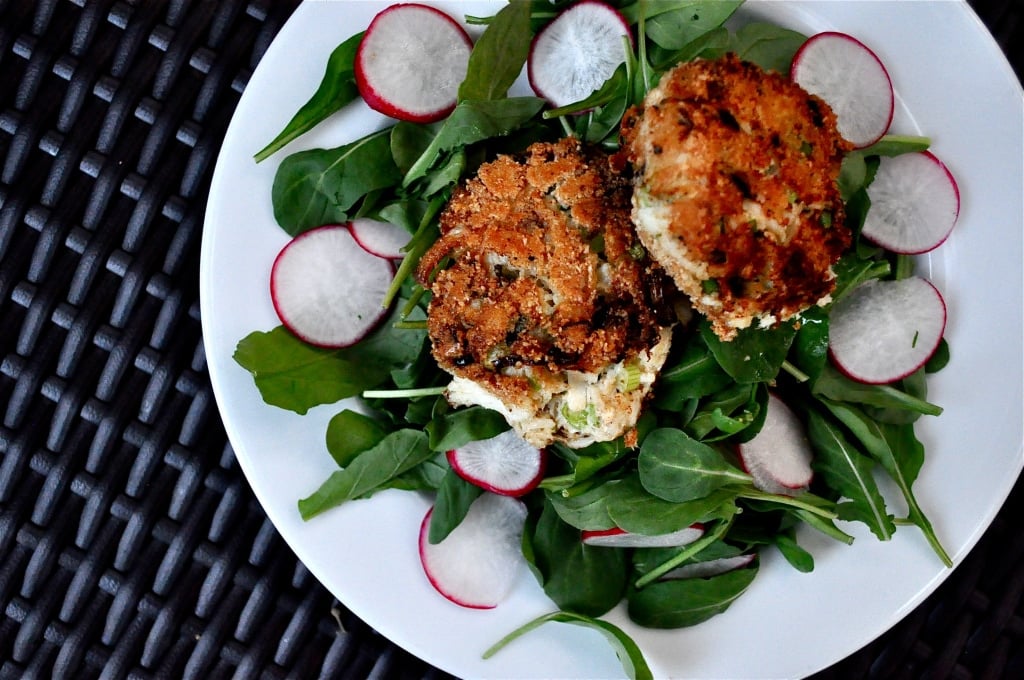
[200, 2, 1024, 678]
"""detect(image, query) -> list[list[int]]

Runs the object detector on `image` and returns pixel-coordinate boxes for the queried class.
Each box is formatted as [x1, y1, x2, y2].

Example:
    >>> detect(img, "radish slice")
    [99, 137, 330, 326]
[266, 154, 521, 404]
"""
[270, 224, 395, 348]
[828, 277, 947, 385]
[860, 152, 960, 254]
[355, 4, 473, 123]
[418, 493, 528, 609]
[581, 524, 704, 548]
[791, 31, 894, 148]
[528, 0, 632, 108]
[661, 554, 756, 580]
[447, 430, 546, 497]
[350, 217, 412, 260]
[738, 394, 814, 495]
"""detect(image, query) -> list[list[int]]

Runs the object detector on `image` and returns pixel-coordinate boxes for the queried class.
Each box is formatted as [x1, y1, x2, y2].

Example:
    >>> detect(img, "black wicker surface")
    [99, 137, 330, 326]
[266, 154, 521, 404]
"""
[0, 1, 1020, 679]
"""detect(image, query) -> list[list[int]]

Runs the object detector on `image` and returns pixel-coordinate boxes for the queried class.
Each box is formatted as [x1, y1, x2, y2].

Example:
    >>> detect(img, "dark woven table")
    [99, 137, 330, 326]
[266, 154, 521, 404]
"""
[1, 1, 1020, 678]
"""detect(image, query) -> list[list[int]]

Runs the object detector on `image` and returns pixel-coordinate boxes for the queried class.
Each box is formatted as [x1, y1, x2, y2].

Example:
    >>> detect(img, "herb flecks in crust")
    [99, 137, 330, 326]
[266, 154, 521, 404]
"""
[416, 138, 675, 448]
[620, 54, 852, 340]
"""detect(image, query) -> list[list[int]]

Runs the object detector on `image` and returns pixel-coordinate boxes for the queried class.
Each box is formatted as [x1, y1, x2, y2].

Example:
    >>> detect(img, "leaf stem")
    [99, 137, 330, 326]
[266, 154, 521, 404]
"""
[634, 518, 732, 589]
[362, 386, 447, 400]
[781, 360, 811, 383]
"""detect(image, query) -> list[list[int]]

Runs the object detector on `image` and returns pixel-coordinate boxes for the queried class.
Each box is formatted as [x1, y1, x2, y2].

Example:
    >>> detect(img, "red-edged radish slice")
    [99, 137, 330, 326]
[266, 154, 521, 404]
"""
[791, 31, 894, 148]
[829, 277, 947, 385]
[355, 4, 473, 123]
[447, 430, 546, 497]
[860, 151, 960, 254]
[418, 493, 528, 609]
[581, 524, 704, 548]
[528, 0, 632, 108]
[270, 224, 394, 348]
[661, 553, 756, 580]
[738, 394, 813, 496]
[350, 217, 412, 260]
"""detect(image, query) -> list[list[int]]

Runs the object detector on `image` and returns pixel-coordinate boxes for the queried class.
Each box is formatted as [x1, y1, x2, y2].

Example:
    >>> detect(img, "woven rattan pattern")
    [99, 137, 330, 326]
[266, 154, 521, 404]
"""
[0, 1, 1020, 679]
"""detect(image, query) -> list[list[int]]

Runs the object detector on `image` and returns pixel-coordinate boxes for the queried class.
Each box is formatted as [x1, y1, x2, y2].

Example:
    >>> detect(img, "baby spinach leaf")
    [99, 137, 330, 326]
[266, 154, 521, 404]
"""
[627, 561, 757, 628]
[429, 468, 484, 543]
[806, 408, 894, 541]
[403, 97, 545, 185]
[298, 429, 432, 519]
[390, 122, 435, 175]
[790, 307, 830, 383]
[527, 499, 629, 616]
[425, 404, 510, 452]
[638, 428, 749, 503]
[641, 1, 742, 51]
[484, 610, 653, 680]
[727, 22, 806, 73]
[232, 327, 387, 415]
[700, 319, 797, 384]
[272, 128, 401, 235]
[459, 0, 533, 102]
[654, 333, 733, 406]
[606, 478, 738, 536]
[254, 32, 363, 162]
[545, 482, 618, 531]
[233, 308, 424, 415]
[326, 409, 388, 467]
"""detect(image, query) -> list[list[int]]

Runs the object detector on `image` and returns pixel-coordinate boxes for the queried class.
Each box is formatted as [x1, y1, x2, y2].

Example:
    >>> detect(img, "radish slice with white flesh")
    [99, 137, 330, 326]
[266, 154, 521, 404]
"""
[355, 4, 473, 123]
[860, 152, 960, 254]
[791, 31, 894, 148]
[738, 394, 814, 495]
[350, 217, 412, 260]
[418, 493, 528, 609]
[447, 430, 546, 497]
[270, 224, 394, 348]
[828, 277, 947, 385]
[660, 553, 756, 580]
[528, 0, 632, 108]
[581, 524, 704, 548]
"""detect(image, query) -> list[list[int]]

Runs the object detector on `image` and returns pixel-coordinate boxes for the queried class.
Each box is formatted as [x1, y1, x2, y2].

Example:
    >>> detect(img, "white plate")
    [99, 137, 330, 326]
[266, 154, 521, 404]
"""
[200, 2, 1024, 677]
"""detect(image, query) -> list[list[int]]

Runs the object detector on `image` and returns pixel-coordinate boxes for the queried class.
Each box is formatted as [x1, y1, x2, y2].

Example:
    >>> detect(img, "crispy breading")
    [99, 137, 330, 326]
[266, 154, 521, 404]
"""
[619, 54, 853, 339]
[416, 137, 674, 447]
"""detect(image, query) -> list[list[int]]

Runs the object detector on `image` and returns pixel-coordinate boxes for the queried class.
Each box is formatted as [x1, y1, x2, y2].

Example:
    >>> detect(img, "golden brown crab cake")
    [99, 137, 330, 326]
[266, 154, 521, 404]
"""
[619, 54, 853, 340]
[416, 137, 675, 448]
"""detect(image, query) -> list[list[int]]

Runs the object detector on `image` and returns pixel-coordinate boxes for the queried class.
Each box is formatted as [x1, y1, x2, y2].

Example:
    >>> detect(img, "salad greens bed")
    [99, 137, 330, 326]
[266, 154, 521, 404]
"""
[234, 1, 951, 675]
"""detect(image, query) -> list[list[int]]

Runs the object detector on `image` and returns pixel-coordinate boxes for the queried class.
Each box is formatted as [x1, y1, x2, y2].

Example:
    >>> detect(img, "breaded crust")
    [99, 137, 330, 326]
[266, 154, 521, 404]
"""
[416, 138, 673, 432]
[620, 54, 853, 339]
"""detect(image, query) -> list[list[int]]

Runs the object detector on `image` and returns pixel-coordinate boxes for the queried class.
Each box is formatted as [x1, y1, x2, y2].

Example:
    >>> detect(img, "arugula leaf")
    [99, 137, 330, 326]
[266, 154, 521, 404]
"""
[458, 0, 533, 102]
[254, 32, 363, 162]
[484, 610, 653, 680]
[298, 429, 433, 519]
[806, 408, 895, 541]
[272, 129, 402, 235]
[820, 399, 951, 565]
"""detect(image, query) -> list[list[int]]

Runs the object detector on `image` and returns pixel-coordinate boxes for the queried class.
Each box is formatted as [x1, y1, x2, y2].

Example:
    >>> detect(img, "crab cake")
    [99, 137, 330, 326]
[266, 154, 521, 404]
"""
[619, 54, 853, 340]
[416, 138, 675, 448]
